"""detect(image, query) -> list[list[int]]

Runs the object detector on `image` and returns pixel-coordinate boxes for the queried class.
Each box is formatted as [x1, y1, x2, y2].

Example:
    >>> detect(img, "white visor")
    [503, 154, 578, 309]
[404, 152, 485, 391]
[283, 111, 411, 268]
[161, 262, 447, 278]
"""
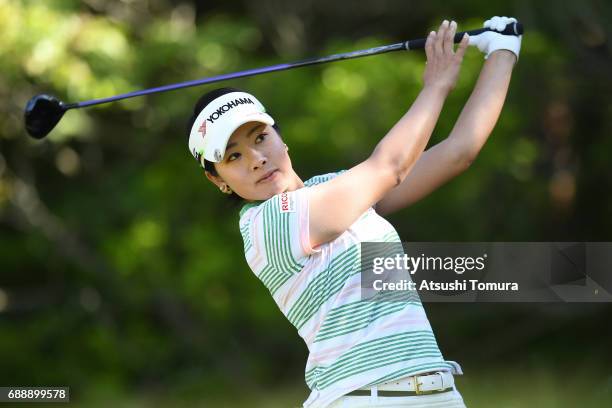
[188, 91, 274, 165]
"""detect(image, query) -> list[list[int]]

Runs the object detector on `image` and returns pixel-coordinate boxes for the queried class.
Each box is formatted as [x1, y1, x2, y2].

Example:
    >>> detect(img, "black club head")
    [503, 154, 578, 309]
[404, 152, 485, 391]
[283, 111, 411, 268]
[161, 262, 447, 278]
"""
[24, 94, 67, 139]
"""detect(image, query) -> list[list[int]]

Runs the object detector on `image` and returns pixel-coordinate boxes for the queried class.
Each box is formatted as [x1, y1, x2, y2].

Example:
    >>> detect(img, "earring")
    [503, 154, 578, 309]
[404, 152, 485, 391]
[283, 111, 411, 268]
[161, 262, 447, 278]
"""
[220, 184, 232, 194]
[284, 143, 289, 151]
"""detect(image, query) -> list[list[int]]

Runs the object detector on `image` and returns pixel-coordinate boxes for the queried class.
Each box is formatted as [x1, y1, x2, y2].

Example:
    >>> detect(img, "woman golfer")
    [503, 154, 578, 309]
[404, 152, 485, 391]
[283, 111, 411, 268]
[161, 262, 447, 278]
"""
[187, 16, 520, 408]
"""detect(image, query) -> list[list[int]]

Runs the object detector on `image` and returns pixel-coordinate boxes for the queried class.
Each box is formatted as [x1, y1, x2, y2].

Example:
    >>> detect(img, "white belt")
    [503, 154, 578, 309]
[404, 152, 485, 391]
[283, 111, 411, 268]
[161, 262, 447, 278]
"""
[357, 371, 454, 394]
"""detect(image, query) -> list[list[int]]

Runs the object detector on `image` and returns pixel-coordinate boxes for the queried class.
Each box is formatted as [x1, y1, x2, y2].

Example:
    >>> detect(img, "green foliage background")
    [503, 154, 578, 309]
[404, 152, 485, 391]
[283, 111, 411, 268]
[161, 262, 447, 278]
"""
[1, 1, 611, 406]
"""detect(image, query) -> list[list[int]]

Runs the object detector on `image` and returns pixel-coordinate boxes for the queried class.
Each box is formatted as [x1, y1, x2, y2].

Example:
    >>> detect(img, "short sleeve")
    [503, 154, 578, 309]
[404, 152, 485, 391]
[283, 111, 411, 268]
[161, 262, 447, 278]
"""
[239, 188, 318, 295]
[303, 169, 347, 187]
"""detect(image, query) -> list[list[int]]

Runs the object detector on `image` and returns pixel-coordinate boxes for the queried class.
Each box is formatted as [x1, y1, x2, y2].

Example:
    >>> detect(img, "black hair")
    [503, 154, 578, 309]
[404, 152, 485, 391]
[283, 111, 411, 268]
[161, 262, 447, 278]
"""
[186, 87, 281, 202]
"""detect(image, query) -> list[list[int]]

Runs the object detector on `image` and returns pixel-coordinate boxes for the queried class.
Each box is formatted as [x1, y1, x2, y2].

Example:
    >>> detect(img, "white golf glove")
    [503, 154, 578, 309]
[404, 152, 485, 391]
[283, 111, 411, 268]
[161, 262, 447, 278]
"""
[468, 16, 522, 60]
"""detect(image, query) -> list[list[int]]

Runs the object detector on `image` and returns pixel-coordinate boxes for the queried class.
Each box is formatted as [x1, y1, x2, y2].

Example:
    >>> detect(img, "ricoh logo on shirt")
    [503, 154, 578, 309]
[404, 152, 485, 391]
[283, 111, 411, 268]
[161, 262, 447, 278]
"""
[279, 192, 294, 213]
[207, 97, 255, 123]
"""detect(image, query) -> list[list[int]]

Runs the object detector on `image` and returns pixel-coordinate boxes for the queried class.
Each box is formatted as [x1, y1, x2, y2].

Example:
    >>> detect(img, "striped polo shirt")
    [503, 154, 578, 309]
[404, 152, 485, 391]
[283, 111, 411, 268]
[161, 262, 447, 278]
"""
[239, 171, 461, 408]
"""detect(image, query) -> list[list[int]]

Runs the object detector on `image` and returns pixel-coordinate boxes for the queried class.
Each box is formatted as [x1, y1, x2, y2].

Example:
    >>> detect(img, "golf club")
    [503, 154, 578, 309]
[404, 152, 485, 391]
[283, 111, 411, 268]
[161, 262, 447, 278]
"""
[24, 22, 523, 139]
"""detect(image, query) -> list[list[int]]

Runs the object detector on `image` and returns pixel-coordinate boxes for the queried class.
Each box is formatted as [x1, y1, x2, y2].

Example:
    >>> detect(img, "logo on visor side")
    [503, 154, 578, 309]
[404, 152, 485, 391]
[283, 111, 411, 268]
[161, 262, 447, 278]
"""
[192, 148, 202, 163]
[207, 97, 255, 124]
[198, 121, 207, 138]
[214, 149, 222, 162]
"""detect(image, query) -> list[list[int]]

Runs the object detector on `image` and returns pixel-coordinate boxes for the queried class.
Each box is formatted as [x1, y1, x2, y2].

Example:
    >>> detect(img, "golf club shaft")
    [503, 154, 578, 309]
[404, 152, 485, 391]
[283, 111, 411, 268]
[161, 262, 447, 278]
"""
[66, 22, 523, 110]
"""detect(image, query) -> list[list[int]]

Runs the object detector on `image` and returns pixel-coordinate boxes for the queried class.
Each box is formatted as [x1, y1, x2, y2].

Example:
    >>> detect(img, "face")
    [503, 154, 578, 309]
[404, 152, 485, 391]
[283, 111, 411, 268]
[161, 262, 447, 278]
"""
[206, 121, 302, 201]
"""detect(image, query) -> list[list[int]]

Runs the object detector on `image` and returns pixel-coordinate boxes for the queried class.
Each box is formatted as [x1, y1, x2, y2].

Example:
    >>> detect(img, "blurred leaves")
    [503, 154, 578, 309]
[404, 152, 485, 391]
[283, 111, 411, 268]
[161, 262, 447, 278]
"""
[1, 0, 611, 406]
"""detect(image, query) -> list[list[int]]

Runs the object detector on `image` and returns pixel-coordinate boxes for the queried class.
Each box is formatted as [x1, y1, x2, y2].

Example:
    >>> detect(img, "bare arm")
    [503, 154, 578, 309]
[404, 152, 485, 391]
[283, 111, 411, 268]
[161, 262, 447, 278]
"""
[308, 21, 469, 247]
[309, 85, 449, 247]
[375, 50, 517, 216]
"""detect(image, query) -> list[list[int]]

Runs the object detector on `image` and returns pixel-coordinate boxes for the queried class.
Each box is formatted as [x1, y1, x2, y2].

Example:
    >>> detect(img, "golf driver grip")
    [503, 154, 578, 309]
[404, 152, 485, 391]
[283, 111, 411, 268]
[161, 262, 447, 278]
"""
[405, 22, 523, 50]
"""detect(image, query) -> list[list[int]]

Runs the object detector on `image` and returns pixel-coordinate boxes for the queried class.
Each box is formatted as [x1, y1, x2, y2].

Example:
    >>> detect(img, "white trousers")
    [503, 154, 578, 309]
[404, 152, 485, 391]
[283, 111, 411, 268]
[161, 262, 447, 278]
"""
[327, 386, 467, 408]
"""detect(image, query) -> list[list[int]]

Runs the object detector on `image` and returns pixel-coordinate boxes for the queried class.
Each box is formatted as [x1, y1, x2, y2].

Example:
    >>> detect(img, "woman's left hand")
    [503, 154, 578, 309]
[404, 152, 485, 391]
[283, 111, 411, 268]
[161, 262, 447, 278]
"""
[422, 20, 469, 93]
